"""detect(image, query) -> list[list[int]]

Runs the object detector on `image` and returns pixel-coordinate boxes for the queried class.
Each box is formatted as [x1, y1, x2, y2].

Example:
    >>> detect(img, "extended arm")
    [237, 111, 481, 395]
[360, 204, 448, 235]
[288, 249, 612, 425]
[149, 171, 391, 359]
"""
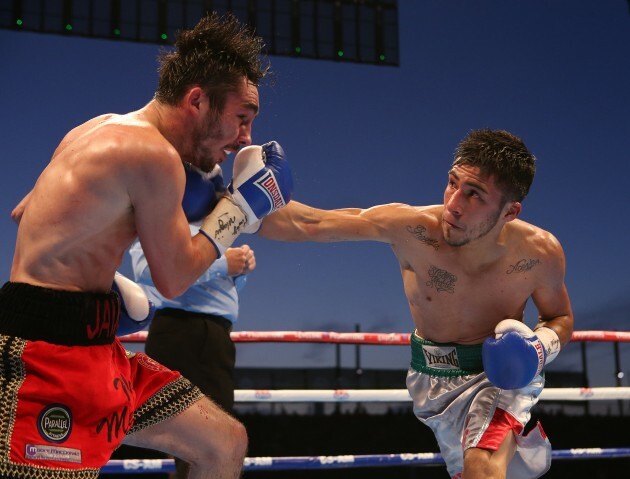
[258, 200, 398, 244]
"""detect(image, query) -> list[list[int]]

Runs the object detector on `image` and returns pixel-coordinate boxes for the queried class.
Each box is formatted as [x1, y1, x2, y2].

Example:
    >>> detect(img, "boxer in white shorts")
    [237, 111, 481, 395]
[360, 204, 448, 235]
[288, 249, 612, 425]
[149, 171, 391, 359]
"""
[258, 129, 574, 478]
[407, 332, 550, 479]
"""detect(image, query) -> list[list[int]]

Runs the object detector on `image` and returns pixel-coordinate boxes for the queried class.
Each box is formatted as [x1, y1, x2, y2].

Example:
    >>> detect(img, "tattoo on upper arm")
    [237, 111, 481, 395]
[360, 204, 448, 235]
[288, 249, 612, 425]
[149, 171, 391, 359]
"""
[426, 265, 457, 293]
[506, 258, 542, 274]
[407, 225, 439, 249]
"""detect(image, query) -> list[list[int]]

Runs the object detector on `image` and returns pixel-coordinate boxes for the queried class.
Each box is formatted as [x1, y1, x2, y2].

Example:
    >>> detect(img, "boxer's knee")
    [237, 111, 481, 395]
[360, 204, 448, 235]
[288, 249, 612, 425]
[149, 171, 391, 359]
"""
[463, 436, 515, 479]
[220, 417, 248, 464]
[192, 414, 248, 471]
[463, 448, 501, 479]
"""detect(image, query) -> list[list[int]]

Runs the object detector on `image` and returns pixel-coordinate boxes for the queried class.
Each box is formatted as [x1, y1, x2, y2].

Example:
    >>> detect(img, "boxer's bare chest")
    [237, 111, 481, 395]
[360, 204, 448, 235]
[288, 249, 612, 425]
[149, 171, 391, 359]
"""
[398, 242, 541, 343]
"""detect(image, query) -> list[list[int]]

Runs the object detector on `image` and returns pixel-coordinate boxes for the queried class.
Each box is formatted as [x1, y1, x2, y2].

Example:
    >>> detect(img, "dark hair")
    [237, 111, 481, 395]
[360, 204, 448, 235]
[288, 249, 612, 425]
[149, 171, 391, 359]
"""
[155, 13, 269, 112]
[452, 129, 536, 202]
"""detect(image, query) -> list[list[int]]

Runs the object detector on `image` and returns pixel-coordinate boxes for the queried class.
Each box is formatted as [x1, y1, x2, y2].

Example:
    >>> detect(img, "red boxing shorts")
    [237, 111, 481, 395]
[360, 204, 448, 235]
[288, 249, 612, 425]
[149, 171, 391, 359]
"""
[0, 282, 204, 479]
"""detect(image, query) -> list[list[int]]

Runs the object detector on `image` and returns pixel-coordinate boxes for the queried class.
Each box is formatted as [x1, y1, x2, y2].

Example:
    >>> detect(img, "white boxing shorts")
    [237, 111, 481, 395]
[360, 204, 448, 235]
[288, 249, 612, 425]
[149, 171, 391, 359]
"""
[406, 332, 551, 479]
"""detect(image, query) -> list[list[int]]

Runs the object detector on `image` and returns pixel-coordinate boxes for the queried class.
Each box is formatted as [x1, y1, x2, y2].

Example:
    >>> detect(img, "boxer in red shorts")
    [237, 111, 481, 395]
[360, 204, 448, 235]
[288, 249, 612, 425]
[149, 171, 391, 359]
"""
[0, 283, 204, 478]
[4, 12, 292, 479]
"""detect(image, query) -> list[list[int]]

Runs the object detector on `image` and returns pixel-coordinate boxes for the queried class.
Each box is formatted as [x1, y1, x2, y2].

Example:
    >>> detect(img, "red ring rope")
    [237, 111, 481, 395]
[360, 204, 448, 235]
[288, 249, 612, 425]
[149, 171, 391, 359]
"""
[120, 330, 630, 344]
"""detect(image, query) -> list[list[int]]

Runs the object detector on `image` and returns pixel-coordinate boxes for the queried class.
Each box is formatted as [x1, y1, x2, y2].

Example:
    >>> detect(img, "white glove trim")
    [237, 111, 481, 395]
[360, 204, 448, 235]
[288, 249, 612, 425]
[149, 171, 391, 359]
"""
[113, 272, 151, 321]
[199, 196, 247, 255]
[494, 319, 561, 365]
[232, 145, 264, 188]
[230, 188, 259, 224]
[494, 319, 534, 338]
[534, 326, 561, 364]
[242, 219, 262, 234]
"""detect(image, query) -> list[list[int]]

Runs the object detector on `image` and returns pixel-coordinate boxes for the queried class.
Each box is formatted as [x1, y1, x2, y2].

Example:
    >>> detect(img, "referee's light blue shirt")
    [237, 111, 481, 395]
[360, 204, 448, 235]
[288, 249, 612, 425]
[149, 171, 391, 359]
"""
[128, 224, 246, 323]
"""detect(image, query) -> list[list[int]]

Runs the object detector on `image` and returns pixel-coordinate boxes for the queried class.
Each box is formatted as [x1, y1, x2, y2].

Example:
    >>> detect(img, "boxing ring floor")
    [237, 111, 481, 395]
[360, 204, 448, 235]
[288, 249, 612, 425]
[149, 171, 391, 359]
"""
[108, 330, 630, 478]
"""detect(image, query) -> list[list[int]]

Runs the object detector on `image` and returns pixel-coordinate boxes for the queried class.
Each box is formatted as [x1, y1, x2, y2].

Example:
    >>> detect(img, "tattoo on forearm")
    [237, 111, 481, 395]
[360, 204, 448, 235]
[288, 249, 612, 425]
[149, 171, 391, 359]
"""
[406, 225, 439, 250]
[506, 258, 542, 274]
[426, 265, 457, 293]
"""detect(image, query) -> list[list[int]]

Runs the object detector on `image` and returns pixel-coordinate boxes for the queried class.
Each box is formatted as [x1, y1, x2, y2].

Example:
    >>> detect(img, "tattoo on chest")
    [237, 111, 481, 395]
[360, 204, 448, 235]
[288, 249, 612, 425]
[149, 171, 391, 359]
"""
[406, 225, 439, 249]
[506, 258, 541, 274]
[426, 265, 457, 293]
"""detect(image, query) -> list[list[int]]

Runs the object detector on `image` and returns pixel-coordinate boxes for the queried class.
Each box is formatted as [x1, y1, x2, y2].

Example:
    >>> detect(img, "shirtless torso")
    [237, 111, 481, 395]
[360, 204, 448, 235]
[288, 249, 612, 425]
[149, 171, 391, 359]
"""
[257, 129, 574, 479]
[376, 204, 568, 344]
[11, 112, 172, 291]
[259, 166, 572, 346]
[11, 78, 260, 297]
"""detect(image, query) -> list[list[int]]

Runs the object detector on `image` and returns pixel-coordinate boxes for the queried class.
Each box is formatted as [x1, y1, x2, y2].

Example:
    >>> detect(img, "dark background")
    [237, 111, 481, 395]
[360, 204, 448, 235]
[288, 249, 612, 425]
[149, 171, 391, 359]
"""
[3, 1, 630, 477]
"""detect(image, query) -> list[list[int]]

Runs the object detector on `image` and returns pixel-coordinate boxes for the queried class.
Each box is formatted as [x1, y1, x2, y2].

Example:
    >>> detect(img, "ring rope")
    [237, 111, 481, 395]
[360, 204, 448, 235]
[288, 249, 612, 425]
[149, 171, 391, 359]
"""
[102, 448, 630, 474]
[111, 330, 629, 474]
[120, 330, 630, 344]
[122, 330, 630, 402]
[235, 387, 630, 403]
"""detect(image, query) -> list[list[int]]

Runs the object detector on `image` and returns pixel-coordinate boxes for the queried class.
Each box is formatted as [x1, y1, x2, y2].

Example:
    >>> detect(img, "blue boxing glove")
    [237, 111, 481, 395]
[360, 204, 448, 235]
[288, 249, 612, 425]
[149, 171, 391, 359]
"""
[182, 164, 226, 222]
[112, 272, 156, 336]
[482, 319, 561, 389]
[228, 141, 293, 220]
[199, 141, 293, 255]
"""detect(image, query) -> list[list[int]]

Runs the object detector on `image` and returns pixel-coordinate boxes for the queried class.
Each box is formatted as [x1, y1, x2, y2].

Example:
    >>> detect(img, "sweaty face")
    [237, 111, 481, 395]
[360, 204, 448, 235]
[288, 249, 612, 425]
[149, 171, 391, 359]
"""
[192, 80, 259, 172]
[441, 165, 507, 247]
